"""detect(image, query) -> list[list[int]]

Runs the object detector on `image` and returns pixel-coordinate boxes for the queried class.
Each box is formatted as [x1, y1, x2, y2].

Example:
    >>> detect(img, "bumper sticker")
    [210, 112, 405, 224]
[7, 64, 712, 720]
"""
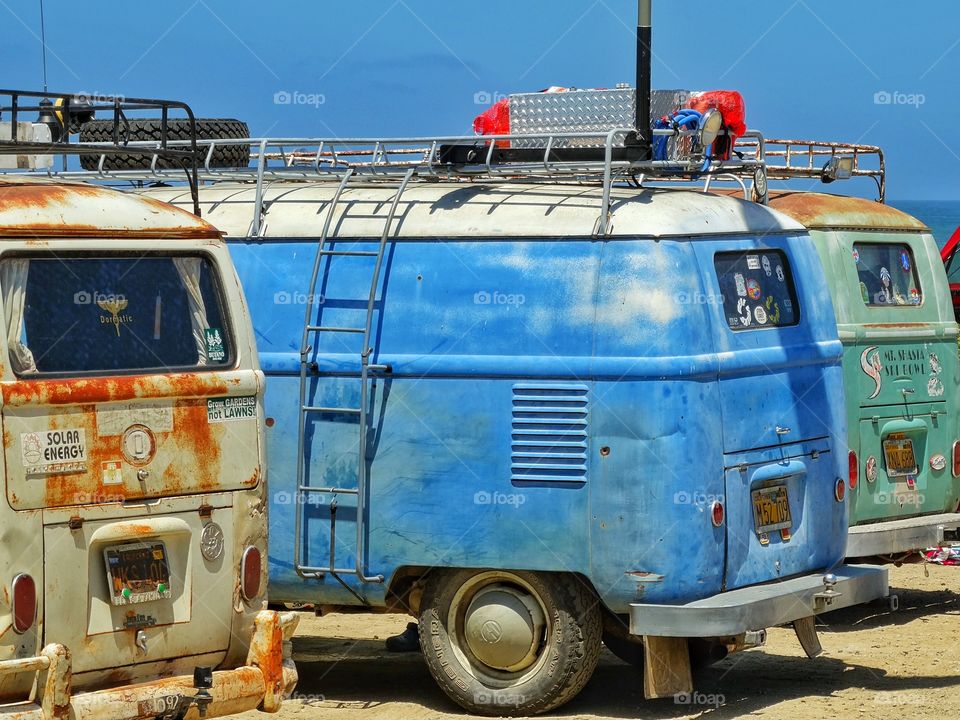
[21, 429, 87, 475]
[207, 396, 258, 423]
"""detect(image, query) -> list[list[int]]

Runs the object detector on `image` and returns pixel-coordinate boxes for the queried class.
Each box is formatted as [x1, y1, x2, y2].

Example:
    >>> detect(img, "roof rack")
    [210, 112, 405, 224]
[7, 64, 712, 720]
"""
[0, 121, 887, 235]
[736, 138, 885, 203]
[0, 89, 202, 215]
[10, 128, 770, 236]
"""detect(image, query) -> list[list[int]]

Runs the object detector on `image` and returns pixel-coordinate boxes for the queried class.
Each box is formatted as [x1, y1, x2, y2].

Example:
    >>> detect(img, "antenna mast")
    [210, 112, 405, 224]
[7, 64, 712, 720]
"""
[636, 0, 652, 151]
[39, 0, 48, 92]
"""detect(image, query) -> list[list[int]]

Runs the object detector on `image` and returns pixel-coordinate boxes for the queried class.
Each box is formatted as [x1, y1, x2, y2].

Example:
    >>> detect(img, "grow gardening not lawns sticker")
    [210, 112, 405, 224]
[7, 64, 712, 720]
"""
[21, 429, 87, 475]
[207, 396, 257, 424]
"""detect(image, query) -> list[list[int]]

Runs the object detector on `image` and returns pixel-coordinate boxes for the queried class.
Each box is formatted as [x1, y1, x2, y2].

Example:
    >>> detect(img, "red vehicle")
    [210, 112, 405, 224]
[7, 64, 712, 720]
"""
[941, 226, 960, 320]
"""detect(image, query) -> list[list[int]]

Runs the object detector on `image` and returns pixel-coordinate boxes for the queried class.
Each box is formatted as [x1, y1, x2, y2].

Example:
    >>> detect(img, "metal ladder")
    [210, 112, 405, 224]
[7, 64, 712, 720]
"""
[292, 167, 416, 592]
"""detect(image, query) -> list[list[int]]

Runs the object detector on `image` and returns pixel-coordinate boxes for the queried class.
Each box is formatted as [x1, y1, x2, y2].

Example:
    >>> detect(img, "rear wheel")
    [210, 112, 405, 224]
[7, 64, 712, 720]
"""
[78, 118, 250, 170]
[418, 569, 601, 716]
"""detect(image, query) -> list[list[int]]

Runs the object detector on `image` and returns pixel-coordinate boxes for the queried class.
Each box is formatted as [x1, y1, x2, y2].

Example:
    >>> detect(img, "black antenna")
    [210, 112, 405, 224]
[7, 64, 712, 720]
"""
[39, 0, 48, 92]
[636, 0, 652, 152]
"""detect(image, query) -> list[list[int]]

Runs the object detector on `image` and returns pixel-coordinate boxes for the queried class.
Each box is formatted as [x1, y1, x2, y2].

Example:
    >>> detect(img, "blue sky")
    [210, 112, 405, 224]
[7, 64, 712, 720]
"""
[2, 0, 959, 200]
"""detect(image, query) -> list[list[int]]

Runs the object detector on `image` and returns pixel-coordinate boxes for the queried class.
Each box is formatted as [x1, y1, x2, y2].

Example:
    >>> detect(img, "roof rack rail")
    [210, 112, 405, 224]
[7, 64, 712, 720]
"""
[9, 128, 771, 235]
[0, 122, 887, 233]
[0, 89, 202, 215]
[736, 138, 885, 203]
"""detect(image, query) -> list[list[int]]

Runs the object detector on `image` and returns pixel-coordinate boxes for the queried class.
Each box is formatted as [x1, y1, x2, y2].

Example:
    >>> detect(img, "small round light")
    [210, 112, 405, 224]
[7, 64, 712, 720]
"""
[710, 500, 725, 528]
[240, 546, 262, 601]
[835, 478, 846, 503]
[12, 574, 36, 634]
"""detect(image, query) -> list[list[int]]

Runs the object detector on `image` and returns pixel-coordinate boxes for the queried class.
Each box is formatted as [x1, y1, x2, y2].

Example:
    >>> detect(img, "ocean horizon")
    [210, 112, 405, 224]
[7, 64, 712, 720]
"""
[890, 200, 959, 249]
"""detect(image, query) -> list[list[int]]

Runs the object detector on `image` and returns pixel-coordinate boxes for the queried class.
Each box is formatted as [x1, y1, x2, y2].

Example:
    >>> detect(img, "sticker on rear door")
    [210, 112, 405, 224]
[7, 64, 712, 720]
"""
[102, 460, 124, 485]
[21, 429, 87, 475]
[205, 328, 227, 363]
[207, 396, 257, 423]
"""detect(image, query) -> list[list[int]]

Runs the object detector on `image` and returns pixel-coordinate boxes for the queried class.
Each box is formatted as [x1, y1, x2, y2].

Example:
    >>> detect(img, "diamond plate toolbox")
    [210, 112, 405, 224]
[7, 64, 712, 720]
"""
[508, 88, 692, 147]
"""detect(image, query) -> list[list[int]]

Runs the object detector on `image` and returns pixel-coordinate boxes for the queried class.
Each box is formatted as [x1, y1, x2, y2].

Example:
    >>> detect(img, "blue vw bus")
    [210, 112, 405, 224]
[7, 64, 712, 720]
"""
[140, 134, 889, 715]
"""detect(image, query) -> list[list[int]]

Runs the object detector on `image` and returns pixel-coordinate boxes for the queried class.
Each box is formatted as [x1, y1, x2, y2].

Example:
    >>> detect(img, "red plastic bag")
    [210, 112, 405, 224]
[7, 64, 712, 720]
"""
[473, 97, 511, 137]
[687, 90, 747, 160]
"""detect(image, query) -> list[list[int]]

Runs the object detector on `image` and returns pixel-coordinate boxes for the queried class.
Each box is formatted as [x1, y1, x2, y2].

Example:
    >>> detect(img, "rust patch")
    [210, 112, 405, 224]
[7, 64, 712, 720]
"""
[167, 402, 223, 492]
[0, 180, 221, 240]
[766, 192, 927, 231]
[0, 225, 222, 240]
[1, 373, 230, 407]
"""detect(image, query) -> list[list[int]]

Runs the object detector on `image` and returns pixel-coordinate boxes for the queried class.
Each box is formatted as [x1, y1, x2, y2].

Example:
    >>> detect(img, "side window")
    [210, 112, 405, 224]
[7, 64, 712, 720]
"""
[715, 251, 800, 331]
[1, 254, 233, 376]
[853, 243, 922, 307]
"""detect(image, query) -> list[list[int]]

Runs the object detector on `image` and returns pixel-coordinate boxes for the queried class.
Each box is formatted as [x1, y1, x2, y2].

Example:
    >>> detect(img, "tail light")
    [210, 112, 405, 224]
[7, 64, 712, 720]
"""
[710, 500, 725, 528]
[240, 547, 262, 601]
[11, 574, 36, 634]
[835, 477, 846, 503]
[952, 441, 960, 478]
[848, 451, 858, 490]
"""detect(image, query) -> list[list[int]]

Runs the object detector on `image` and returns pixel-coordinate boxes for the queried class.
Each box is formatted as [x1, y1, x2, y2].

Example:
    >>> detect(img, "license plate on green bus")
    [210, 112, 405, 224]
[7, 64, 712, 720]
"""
[751, 485, 792, 534]
[883, 435, 918, 478]
[104, 542, 172, 606]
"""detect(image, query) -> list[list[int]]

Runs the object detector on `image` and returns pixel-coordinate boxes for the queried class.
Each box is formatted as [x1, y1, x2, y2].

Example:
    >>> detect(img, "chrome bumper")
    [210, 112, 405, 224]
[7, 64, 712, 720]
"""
[629, 564, 889, 637]
[846, 512, 960, 557]
[0, 610, 299, 720]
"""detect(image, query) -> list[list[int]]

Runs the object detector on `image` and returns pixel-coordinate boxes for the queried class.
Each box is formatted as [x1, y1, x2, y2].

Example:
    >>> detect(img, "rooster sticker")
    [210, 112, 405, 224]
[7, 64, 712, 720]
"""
[860, 346, 883, 400]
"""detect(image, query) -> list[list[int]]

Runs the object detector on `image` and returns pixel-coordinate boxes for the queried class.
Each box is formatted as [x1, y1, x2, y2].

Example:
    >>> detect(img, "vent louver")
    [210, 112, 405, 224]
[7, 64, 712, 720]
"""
[511, 384, 589, 484]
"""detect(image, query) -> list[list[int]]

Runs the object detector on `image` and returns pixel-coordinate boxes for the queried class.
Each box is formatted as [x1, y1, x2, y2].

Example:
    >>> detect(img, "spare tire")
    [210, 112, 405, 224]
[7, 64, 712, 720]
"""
[78, 118, 250, 170]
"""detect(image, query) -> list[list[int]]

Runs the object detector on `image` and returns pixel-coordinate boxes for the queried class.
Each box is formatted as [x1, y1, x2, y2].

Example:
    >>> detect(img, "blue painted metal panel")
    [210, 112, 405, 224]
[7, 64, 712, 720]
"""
[229, 232, 846, 614]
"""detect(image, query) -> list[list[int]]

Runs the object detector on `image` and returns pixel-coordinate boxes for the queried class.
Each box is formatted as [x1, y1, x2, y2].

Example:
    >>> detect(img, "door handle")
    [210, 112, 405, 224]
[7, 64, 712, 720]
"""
[776, 426, 792, 436]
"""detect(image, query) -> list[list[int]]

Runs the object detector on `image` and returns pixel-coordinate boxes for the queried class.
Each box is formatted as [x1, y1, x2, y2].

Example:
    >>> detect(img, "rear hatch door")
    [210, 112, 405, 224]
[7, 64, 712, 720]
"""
[705, 241, 848, 590]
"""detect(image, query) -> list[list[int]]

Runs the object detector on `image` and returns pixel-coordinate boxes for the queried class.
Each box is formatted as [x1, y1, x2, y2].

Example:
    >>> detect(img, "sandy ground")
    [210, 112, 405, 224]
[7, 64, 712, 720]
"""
[243, 564, 960, 720]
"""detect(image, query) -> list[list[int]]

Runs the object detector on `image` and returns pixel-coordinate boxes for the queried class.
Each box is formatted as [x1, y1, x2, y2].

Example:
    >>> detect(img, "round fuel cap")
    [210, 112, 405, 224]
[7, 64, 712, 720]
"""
[122, 425, 157, 466]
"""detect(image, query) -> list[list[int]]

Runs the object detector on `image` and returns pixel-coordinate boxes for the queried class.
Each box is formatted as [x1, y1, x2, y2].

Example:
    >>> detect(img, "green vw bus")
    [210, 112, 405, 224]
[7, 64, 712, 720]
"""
[768, 191, 960, 560]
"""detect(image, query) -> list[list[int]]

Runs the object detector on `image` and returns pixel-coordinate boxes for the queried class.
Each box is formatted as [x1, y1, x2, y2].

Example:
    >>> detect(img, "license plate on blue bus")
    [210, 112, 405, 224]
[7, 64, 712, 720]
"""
[751, 485, 792, 534]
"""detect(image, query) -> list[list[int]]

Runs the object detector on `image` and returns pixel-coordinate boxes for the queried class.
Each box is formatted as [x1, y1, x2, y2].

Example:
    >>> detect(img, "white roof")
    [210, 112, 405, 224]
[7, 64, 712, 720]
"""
[139, 181, 805, 240]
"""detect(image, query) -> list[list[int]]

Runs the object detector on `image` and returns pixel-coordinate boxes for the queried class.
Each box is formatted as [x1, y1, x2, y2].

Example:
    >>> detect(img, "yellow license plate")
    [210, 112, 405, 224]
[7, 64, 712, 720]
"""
[883, 436, 918, 478]
[751, 485, 793, 534]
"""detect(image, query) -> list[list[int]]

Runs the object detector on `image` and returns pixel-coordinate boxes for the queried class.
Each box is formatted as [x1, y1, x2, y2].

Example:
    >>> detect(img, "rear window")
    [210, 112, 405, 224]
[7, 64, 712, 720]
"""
[714, 251, 800, 331]
[854, 243, 922, 307]
[1, 254, 232, 376]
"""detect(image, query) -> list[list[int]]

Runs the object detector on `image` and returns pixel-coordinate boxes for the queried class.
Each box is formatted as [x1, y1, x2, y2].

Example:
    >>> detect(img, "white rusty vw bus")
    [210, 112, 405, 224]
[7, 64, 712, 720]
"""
[0, 173, 297, 720]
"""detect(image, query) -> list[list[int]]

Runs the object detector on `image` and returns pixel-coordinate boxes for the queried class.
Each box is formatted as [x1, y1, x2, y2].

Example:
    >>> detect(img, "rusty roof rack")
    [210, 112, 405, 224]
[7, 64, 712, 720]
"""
[736, 138, 885, 203]
[0, 89, 201, 215]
